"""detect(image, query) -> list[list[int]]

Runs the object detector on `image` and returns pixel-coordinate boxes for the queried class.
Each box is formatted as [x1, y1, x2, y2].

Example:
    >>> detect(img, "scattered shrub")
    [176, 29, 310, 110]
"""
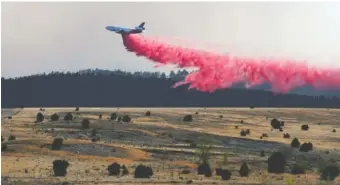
[122, 115, 131, 122]
[299, 142, 313, 152]
[183, 115, 193, 122]
[51, 137, 64, 150]
[117, 116, 122, 122]
[307, 142, 314, 151]
[240, 130, 247, 136]
[197, 163, 212, 177]
[279, 128, 283, 132]
[332, 129, 336, 133]
[53, 160, 69, 177]
[196, 144, 213, 177]
[75, 107, 79, 111]
[8, 135, 16, 141]
[271, 118, 282, 129]
[7, 116, 12, 119]
[64, 113, 73, 121]
[220, 169, 232, 180]
[134, 164, 153, 178]
[145, 111, 151, 116]
[267, 152, 286, 174]
[215, 168, 231, 180]
[320, 165, 340, 181]
[235, 126, 238, 129]
[81, 119, 90, 129]
[283, 133, 291, 138]
[291, 138, 300, 148]
[239, 162, 250, 177]
[262, 133, 268, 137]
[110, 113, 117, 120]
[122, 165, 129, 175]
[99, 113, 102, 120]
[307, 142, 313, 151]
[1, 136, 4, 142]
[301, 124, 309, 131]
[51, 113, 60, 121]
[36, 112, 44, 122]
[195, 112, 199, 115]
[107, 162, 121, 176]
[219, 115, 223, 119]
[245, 129, 250, 135]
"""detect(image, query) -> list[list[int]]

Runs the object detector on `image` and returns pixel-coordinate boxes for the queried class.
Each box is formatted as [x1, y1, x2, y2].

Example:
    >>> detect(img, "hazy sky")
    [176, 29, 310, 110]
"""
[2, 2, 340, 78]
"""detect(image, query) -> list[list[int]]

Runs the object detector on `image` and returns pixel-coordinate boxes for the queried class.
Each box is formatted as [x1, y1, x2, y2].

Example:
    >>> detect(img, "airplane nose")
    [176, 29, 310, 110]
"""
[106, 26, 115, 31]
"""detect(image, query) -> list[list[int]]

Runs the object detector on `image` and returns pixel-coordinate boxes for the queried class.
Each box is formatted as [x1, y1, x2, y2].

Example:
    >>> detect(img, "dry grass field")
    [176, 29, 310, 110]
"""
[1, 107, 340, 185]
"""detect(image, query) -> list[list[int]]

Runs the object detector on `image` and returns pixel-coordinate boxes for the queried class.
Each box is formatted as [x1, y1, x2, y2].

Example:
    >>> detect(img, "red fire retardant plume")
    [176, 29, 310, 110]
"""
[122, 34, 340, 93]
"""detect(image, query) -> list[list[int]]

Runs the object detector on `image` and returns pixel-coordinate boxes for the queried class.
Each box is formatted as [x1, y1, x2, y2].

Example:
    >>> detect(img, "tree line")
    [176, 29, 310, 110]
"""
[2, 69, 340, 108]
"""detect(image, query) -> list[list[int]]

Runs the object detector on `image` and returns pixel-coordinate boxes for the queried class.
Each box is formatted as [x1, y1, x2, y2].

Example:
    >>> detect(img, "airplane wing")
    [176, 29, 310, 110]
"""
[122, 28, 133, 32]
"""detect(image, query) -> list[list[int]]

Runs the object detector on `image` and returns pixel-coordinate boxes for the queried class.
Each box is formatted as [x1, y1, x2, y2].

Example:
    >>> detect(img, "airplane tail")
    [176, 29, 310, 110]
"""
[138, 22, 145, 29]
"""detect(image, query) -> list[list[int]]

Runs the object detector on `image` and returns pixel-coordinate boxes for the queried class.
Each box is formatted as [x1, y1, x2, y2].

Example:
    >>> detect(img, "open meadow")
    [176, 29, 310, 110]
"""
[1, 107, 340, 185]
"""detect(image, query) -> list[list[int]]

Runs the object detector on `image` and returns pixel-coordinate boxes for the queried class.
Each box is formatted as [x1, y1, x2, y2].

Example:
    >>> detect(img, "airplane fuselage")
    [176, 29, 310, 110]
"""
[105, 24, 144, 35]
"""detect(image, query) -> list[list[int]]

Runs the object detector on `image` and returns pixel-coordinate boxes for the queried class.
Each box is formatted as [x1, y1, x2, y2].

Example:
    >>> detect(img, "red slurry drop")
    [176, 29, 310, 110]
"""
[122, 34, 340, 93]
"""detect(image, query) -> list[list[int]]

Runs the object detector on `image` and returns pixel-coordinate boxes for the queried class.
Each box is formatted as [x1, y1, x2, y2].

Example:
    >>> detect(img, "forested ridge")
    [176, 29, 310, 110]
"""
[2, 69, 340, 108]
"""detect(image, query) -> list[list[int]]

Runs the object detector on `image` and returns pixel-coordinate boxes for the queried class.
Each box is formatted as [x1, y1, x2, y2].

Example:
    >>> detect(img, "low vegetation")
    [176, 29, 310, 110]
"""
[1, 107, 340, 185]
[36, 112, 44, 122]
[50, 113, 60, 121]
[53, 160, 69, 177]
[64, 112, 73, 121]
[51, 137, 64, 150]
[134, 164, 153, 178]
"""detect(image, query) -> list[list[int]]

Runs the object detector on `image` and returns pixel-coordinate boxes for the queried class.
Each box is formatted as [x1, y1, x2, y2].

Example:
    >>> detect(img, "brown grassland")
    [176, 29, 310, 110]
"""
[1, 107, 340, 185]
